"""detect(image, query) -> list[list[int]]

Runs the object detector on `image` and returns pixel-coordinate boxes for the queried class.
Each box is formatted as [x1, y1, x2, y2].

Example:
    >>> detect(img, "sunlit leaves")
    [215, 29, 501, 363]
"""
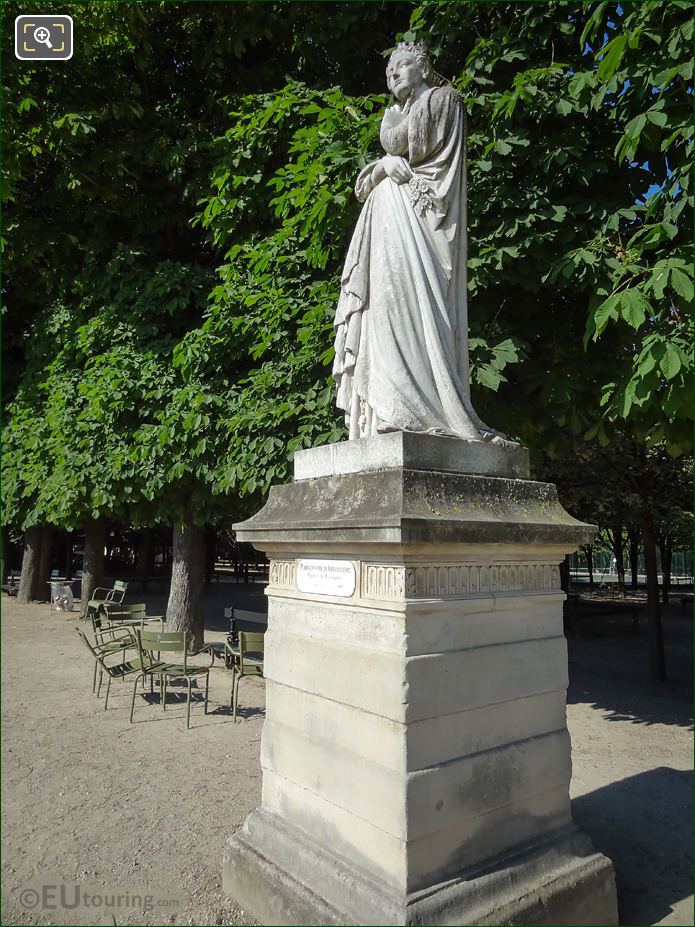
[470, 337, 528, 392]
[4, 0, 693, 539]
[596, 34, 626, 81]
[411, 0, 692, 457]
[190, 82, 386, 489]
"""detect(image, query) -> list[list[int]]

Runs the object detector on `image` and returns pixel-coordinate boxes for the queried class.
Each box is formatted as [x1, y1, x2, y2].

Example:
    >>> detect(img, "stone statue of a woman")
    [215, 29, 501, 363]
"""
[333, 41, 497, 442]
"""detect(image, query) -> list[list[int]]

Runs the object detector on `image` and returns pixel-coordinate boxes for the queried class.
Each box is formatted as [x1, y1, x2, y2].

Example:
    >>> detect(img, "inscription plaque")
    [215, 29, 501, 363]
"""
[297, 559, 356, 597]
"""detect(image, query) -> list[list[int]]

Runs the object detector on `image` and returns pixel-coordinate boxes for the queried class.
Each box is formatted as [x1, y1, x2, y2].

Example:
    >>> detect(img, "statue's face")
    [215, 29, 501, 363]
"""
[386, 52, 426, 102]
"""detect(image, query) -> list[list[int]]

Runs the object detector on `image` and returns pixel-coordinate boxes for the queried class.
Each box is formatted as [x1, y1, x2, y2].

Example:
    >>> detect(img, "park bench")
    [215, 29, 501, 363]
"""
[212, 607, 267, 667]
[225, 606, 268, 634]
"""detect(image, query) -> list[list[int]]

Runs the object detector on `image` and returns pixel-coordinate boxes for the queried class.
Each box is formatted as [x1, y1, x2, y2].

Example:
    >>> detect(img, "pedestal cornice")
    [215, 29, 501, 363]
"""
[234, 468, 595, 548]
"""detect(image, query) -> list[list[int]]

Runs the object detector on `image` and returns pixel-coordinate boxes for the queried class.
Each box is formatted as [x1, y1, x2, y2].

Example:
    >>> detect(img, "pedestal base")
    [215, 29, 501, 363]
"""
[223, 810, 617, 926]
[224, 437, 618, 926]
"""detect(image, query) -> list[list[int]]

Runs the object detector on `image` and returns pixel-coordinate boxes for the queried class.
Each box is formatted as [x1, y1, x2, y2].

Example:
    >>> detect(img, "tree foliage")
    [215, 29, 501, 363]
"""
[407, 0, 693, 456]
[2, 1, 692, 546]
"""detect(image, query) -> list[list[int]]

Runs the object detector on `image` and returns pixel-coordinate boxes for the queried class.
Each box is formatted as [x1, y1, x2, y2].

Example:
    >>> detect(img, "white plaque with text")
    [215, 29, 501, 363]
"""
[297, 559, 356, 597]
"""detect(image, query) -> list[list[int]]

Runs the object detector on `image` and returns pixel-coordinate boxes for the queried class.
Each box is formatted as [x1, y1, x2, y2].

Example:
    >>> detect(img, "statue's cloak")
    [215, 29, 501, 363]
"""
[333, 85, 484, 440]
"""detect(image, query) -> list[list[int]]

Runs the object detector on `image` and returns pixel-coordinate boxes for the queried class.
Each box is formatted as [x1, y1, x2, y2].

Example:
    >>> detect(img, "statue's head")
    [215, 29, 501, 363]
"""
[386, 41, 433, 102]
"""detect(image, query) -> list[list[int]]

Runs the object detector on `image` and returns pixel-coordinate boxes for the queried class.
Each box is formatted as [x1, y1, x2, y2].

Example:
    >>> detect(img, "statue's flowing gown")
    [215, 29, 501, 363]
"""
[333, 85, 488, 441]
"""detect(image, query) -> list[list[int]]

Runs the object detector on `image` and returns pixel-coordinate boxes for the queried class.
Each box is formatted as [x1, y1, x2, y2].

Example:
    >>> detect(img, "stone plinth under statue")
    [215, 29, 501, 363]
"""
[222, 434, 618, 925]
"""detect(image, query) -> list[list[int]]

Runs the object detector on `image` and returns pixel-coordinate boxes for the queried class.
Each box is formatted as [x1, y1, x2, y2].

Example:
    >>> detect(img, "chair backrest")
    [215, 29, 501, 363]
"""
[90, 611, 104, 637]
[77, 628, 138, 680]
[86, 615, 134, 644]
[75, 628, 114, 675]
[76, 626, 99, 659]
[103, 602, 147, 619]
[104, 580, 128, 603]
[136, 629, 187, 672]
[238, 631, 264, 672]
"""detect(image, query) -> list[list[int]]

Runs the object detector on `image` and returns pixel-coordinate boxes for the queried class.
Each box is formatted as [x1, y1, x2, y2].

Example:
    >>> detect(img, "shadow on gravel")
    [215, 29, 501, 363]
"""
[573, 767, 693, 926]
[567, 610, 693, 730]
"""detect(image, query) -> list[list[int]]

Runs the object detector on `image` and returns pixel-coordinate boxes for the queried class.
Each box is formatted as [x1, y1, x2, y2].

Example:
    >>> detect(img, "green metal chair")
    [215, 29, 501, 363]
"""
[76, 628, 146, 709]
[86, 616, 135, 693]
[85, 579, 128, 621]
[100, 602, 165, 630]
[130, 629, 215, 729]
[89, 604, 162, 690]
[225, 631, 264, 722]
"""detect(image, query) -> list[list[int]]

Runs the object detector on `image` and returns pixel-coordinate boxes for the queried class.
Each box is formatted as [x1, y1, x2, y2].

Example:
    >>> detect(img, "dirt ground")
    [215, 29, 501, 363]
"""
[1, 582, 692, 927]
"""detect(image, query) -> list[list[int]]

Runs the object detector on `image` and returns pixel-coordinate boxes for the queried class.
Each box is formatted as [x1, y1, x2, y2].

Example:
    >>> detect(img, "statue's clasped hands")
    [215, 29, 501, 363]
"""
[381, 154, 413, 184]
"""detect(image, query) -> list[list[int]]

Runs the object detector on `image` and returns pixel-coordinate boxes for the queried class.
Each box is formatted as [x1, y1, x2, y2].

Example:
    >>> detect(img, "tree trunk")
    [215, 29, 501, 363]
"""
[627, 527, 639, 588]
[166, 519, 206, 650]
[205, 526, 217, 586]
[642, 516, 666, 680]
[584, 544, 594, 590]
[17, 526, 43, 603]
[659, 536, 673, 606]
[612, 526, 625, 596]
[34, 526, 53, 601]
[63, 531, 74, 580]
[1, 525, 9, 585]
[137, 529, 154, 592]
[80, 517, 107, 618]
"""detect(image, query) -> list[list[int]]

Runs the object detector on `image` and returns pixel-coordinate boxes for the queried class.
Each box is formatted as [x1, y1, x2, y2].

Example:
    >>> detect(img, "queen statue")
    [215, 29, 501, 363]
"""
[333, 41, 501, 443]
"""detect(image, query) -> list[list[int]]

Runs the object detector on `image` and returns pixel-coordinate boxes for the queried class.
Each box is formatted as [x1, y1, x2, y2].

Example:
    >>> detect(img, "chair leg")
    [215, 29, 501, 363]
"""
[130, 674, 142, 723]
[92, 660, 98, 694]
[104, 675, 112, 710]
[232, 673, 240, 723]
[187, 678, 192, 730]
[162, 675, 167, 710]
[97, 668, 103, 698]
[204, 672, 209, 715]
[150, 674, 154, 694]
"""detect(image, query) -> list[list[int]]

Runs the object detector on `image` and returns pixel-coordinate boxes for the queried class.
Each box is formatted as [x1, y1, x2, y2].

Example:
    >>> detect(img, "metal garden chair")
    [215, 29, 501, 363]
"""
[89, 604, 161, 673]
[85, 617, 136, 693]
[76, 628, 146, 709]
[225, 630, 264, 722]
[100, 602, 165, 631]
[85, 579, 128, 621]
[130, 629, 215, 729]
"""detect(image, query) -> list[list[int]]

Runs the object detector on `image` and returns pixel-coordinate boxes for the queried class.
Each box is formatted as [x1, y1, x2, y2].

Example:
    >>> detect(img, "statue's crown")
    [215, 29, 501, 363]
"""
[393, 40, 429, 60]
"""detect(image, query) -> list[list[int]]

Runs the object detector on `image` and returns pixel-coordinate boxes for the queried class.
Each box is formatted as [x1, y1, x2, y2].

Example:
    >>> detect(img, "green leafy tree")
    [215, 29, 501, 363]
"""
[3, 2, 692, 646]
[541, 438, 693, 678]
[2, 1, 413, 633]
[406, 0, 692, 454]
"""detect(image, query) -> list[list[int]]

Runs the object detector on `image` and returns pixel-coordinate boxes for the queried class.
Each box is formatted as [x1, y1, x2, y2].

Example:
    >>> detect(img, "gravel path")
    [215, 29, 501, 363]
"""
[1, 589, 692, 926]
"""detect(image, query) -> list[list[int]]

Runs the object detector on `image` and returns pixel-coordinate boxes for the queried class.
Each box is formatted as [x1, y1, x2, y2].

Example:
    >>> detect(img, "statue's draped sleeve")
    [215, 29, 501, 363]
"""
[354, 161, 382, 203]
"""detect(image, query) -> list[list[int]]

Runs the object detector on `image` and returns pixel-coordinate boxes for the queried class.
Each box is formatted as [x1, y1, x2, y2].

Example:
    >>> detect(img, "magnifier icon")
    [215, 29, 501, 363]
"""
[33, 26, 53, 49]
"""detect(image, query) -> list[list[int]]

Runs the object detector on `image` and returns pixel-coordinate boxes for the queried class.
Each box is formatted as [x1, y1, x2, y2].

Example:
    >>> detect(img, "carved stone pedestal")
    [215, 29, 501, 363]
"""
[223, 436, 618, 926]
